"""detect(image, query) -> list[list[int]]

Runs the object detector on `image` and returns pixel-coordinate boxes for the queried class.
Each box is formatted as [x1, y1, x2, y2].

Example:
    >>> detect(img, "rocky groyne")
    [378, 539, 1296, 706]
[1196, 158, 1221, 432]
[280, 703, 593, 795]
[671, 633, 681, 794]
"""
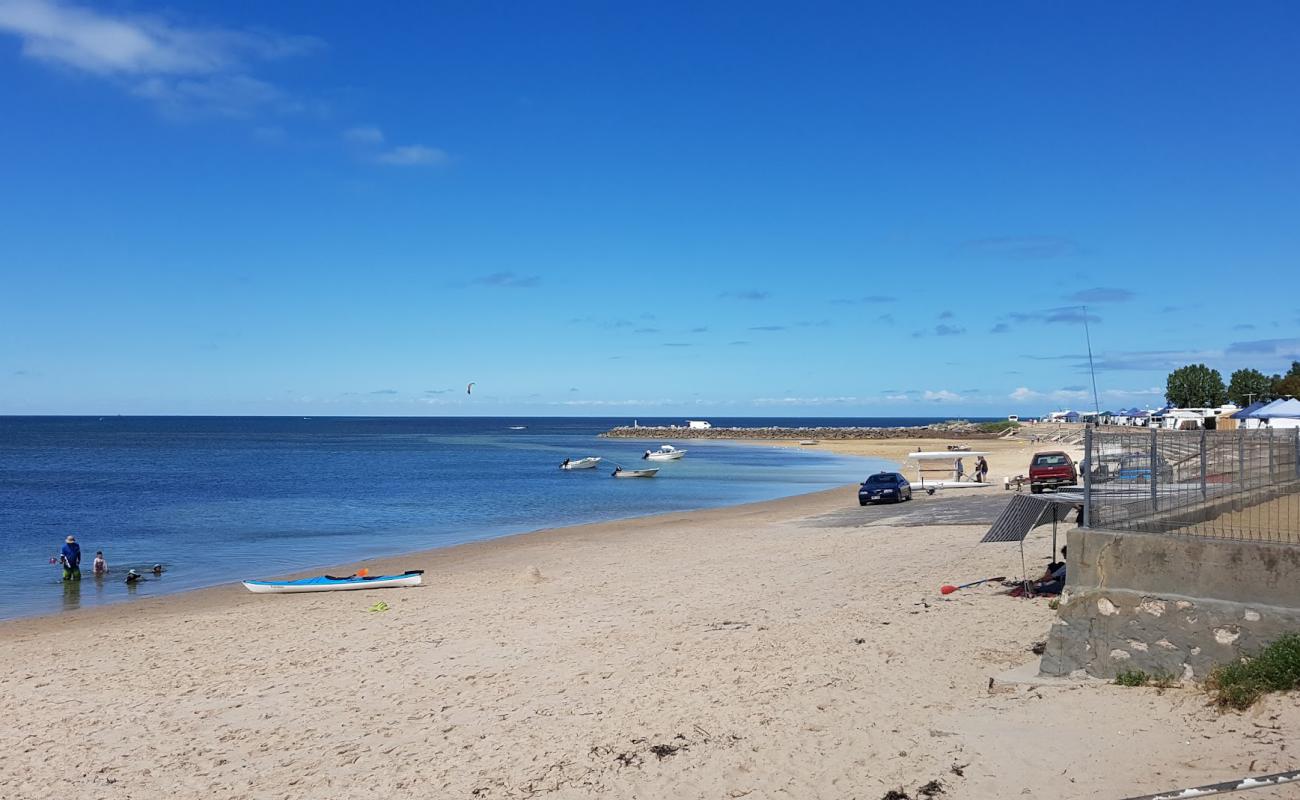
[599, 421, 1002, 441]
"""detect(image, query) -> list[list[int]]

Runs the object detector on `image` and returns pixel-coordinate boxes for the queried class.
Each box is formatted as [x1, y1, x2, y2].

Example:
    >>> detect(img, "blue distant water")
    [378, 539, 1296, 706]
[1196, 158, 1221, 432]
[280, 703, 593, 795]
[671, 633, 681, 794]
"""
[0, 416, 951, 620]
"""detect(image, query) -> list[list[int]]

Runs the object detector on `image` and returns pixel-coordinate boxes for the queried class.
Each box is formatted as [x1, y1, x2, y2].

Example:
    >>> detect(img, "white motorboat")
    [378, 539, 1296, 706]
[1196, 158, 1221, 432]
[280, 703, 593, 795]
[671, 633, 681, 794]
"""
[612, 466, 659, 478]
[560, 456, 602, 470]
[643, 445, 687, 461]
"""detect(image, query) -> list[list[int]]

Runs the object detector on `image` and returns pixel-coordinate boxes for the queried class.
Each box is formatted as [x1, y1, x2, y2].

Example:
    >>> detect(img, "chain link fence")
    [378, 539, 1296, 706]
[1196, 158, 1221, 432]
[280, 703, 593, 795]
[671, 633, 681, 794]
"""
[1083, 426, 1300, 541]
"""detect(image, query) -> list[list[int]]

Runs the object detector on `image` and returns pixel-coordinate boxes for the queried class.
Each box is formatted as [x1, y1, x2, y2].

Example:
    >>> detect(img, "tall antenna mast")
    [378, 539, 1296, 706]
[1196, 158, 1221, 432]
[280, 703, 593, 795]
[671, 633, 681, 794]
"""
[1082, 304, 1100, 415]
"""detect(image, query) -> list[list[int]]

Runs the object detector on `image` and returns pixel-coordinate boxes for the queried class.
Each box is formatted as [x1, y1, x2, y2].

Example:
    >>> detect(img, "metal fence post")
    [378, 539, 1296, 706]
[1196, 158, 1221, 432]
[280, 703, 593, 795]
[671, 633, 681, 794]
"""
[1150, 426, 1159, 512]
[1083, 426, 1093, 529]
[1295, 428, 1299, 479]
[1200, 427, 1207, 501]
[1268, 426, 1275, 482]
[1238, 426, 1246, 491]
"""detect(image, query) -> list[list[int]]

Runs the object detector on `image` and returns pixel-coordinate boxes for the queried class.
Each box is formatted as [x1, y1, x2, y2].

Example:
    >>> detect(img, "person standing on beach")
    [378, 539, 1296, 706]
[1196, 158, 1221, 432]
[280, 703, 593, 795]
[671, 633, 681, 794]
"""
[954, 458, 965, 482]
[60, 535, 82, 581]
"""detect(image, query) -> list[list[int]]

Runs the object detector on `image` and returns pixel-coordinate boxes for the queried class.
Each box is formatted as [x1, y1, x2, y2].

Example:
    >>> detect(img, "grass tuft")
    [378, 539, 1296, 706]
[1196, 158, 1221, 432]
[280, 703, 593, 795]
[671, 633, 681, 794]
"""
[1115, 668, 1178, 688]
[1114, 669, 1150, 687]
[1206, 634, 1300, 710]
[975, 420, 1020, 433]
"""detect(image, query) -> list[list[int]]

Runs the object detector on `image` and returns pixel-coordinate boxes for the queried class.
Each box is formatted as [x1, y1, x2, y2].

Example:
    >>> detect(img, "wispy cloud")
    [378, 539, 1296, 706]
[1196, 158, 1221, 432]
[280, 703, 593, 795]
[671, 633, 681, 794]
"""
[633, 327, 660, 334]
[989, 323, 1010, 334]
[0, 0, 321, 117]
[749, 325, 786, 332]
[832, 295, 896, 305]
[728, 340, 750, 346]
[369, 389, 398, 395]
[938, 310, 954, 320]
[663, 342, 692, 347]
[470, 271, 540, 288]
[1065, 287, 1134, 303]
[753, 396, 864, 406]
[373, 144, 448, 166]
[961, 236, 1080, 260]
[934, 324, 965, 336]
[1226, 338, 1300, 359]
[1005, 306, 1102, 327]
[1009, 386, 1089, 403]
[922, 389, 962, 402]
[718, 290, 769, 301]
[343, 125, 384, 144]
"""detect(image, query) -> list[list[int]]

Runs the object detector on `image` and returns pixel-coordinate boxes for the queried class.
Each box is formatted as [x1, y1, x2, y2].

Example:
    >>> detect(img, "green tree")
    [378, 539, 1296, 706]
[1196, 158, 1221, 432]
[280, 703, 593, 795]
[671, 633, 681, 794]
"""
[1165, 363, 1227, 408]
[1227, 368, 1276, 406]
[1275, 361, 1300, 398]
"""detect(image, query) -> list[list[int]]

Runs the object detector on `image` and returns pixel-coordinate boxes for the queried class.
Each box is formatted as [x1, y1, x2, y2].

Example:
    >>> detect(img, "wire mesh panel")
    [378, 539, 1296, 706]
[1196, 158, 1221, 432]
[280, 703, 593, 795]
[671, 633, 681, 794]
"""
[1084, 426, 1300, 542]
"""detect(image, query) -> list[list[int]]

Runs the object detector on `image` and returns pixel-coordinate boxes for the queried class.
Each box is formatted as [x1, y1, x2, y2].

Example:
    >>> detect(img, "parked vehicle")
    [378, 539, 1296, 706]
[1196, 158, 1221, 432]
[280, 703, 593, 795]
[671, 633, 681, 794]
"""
[859, 472, 913, 505]
[1029, 451, 1078, 493]
[1116, 454, 1174, 484]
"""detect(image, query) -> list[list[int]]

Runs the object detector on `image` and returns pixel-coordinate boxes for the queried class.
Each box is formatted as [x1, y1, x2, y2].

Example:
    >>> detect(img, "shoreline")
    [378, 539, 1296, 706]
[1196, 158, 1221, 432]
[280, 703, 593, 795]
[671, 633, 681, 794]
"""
[1, 434, 887, 625]
[0, 483, 861, 636]
[5, 457, 1291, 799]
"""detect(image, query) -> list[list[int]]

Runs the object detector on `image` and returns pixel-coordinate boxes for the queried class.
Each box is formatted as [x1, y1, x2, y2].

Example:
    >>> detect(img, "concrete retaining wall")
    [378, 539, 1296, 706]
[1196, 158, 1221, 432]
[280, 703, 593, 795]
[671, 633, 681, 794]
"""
[1040, 527, 1300, 678]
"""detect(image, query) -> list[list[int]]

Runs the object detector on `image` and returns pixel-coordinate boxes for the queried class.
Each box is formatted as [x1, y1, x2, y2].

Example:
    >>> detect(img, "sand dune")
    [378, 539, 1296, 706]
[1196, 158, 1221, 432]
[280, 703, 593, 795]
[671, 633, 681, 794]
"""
[1, 486, 1292, 799]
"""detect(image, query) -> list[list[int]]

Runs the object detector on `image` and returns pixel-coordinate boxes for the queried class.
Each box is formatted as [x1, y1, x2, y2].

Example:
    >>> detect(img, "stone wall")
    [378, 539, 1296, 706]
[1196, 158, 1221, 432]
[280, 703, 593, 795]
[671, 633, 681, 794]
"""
[1040, 527, 1300, 679]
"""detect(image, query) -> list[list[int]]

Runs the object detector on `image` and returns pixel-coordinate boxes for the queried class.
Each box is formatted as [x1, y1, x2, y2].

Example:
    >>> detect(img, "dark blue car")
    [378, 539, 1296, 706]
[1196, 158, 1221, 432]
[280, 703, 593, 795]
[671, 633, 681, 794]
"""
[859, 471, 912, 505]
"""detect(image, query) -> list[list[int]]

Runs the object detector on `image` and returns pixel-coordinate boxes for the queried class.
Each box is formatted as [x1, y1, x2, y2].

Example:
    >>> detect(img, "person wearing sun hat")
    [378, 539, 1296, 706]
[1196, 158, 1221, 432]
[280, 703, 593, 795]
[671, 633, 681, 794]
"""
[59, 535, 82, 581]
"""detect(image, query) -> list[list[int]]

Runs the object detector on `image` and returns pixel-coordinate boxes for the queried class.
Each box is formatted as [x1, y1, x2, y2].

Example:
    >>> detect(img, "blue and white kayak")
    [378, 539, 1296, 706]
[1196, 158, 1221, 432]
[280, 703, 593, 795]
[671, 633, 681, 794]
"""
[242, 570, 423, 594]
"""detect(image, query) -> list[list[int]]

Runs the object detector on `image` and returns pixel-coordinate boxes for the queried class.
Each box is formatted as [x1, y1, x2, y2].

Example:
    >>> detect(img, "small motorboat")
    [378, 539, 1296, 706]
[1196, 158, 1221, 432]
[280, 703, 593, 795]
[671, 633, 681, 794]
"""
[643, 445, 687, 461]
[612, 466, 659, 478]
[799, 440, 820, 446]
[243, 570, 424, 594]
[560, 456, 602, 470]
[508, 426, 527, 430]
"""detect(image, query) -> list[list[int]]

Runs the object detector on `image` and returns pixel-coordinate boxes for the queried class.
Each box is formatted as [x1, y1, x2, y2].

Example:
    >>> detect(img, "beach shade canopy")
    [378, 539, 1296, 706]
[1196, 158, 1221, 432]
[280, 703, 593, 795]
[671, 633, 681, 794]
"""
[1232, 400, 1269, 419]
[981, 492, 1084, 543]
[1253, 398, 1300, 419]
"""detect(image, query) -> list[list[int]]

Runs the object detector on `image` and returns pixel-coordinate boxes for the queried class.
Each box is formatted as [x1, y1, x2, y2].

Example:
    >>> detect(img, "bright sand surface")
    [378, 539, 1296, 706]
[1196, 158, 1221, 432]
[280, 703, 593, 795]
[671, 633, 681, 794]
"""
[3, 443, 1296, 799]
[767, 431, 1083, 481]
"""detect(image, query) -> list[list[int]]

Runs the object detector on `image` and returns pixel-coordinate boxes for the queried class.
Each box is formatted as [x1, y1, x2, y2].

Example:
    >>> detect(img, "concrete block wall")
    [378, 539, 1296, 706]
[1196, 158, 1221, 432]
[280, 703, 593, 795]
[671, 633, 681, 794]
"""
[1039, 527, 1300, 678]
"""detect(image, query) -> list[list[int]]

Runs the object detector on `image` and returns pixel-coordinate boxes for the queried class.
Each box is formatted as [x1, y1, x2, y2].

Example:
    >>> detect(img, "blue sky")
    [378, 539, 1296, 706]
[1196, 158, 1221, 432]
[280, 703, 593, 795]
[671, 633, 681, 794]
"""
[2, 0, 1298, 416]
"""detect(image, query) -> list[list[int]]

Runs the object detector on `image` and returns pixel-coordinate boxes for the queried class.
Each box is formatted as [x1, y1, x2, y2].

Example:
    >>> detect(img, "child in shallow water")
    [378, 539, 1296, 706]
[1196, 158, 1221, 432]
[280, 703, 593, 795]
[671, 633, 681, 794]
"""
[93, 551, 107, 575]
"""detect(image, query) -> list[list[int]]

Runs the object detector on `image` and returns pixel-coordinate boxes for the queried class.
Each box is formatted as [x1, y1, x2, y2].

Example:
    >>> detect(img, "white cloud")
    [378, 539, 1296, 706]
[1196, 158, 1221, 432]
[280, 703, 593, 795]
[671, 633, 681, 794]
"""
[1009, 387, 1038, 401]
[1102, 387, 1164, 399]
[753, 396, 863, 405]
[374, 145, 448, 167]
[0, 0, 320, 116]
[922, 389, 962, 402]
[343, 125, 384, 144]
[1009, 386, 1094, 403]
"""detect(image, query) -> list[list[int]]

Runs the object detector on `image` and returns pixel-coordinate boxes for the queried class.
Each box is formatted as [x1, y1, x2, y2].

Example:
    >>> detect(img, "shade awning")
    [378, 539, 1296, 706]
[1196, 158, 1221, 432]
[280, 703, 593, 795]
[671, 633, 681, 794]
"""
[981, 492, 1082, 543]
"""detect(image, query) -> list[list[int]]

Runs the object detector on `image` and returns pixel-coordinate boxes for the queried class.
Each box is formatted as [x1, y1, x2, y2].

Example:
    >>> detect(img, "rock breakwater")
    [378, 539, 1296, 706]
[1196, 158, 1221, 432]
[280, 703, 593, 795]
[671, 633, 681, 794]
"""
[599, 422, 999, 441]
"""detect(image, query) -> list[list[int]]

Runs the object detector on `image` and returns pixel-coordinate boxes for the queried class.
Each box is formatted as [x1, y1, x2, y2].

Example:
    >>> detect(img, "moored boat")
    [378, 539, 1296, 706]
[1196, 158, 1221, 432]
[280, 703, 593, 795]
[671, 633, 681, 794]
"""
[243, 570, 424, 594]
[612, 466, 659, 478]
[643, 445, 687, 461]
[560, 456, 602, 470]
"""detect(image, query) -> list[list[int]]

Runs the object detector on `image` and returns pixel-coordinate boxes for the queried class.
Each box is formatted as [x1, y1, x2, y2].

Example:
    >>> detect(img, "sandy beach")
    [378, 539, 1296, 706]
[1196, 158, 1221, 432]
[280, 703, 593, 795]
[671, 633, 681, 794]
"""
[3, 450, 1294, 800]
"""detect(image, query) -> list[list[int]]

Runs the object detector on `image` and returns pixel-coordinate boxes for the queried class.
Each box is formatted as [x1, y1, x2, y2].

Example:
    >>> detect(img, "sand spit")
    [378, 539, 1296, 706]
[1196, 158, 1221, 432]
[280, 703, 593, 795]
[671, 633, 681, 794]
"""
[1, 485, 1293, 799]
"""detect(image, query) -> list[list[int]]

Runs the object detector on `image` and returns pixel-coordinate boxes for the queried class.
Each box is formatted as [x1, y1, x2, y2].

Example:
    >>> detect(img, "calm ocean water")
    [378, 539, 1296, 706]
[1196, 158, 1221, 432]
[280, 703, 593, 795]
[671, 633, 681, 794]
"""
[0, 416, 956, 620]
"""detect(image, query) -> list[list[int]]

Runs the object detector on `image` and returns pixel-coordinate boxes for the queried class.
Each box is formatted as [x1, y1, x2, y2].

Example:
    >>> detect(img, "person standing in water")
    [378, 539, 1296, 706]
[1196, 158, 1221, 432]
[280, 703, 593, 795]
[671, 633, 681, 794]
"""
[60, 535, 82, 581]
[93, 551, 107, 575]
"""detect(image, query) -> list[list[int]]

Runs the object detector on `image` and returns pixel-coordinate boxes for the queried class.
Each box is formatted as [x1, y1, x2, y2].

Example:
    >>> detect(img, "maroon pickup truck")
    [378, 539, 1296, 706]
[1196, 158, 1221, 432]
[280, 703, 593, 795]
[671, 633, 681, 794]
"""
[1029, 451, 1078, 493]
